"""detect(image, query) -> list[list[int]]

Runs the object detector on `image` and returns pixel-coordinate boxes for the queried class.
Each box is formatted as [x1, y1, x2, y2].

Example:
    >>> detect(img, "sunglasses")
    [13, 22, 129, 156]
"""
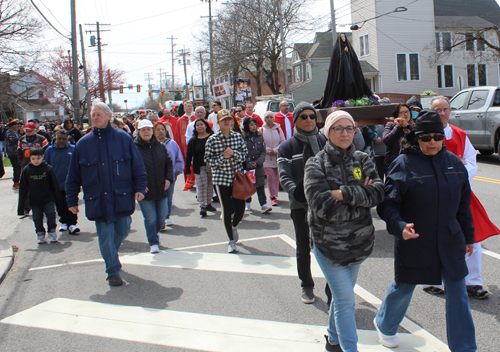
[418, 134, 445, 142]
[331, 126, 355, 134]
[299, 113, 316, 120]
[235, 110, 242, 112]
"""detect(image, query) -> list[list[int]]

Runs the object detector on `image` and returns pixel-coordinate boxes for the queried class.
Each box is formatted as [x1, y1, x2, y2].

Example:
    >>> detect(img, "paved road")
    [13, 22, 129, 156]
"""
[0, 155, 499, 351]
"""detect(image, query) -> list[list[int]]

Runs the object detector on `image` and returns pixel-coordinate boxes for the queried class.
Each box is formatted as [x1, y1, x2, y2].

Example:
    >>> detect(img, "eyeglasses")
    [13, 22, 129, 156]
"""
[235, 110, 242, 112]
[331, 126, 355, 134]
[418, 134, 445, 142]
[435, 108, 450, 114]
[299, 113, 316, 120]
[399, 110, 410, 115]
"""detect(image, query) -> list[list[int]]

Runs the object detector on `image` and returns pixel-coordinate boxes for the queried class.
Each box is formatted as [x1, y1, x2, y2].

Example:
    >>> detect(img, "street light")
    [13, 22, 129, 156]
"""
[350, 7, 407, 30]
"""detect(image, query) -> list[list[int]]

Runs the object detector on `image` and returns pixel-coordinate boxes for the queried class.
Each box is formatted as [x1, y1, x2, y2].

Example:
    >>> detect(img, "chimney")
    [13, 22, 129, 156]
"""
[19, 67, 25, 73]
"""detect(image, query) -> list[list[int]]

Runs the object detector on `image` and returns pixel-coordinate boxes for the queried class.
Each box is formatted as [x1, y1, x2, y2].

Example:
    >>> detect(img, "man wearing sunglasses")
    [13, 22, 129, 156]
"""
[278, 101, 327, 304]
[422, 96, 493, 300]
[207, 101, 222, 132]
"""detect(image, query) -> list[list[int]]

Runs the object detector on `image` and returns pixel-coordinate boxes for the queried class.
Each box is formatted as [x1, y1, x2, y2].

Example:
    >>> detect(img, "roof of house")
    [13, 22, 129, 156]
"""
[293, 43, 313, 60]
[434, 0, 500, 27]
[17, 99, 58, 112]
[359, 61, 379, 74]
[435, 15, 496, 29]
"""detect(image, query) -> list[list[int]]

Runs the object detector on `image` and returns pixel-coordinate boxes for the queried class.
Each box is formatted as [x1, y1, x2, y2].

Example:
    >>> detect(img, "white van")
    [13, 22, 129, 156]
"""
[253, 96, 295, 117]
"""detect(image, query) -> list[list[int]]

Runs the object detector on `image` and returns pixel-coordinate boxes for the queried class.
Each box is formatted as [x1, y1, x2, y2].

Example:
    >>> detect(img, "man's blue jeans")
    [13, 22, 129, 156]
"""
[95, 216, 131, 276]
[314, 245, 361, 352]
[375, 275, 476, 352]
[165, 180, 175, 220]
[138, 198, 168, 246]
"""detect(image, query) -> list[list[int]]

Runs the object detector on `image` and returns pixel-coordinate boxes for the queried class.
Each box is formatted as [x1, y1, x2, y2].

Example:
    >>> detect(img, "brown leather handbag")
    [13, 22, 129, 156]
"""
[219, 136, 256, 200]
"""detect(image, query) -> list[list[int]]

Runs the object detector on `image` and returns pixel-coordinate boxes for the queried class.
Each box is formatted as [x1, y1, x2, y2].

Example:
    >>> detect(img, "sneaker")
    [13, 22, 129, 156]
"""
[150, 244, 160, 253]
[48, 232, 59, 243]
[12, 183, 19, 190]
[374, 317, 399, 348]
[245, 203, 251, 211]
[423, 286, 444, 295]
[160, 221, 166, 230]
[232, 227, 239, 243]
[261, 204, 272, 213]
[200, 207, 207, 217]
[59, 223, 68, 232]
[301, 287, 315, 304]
[107, 275, 123, 286]
[165, 218, 173, 226]
[205, 204, 217, 212]
[324, 335, 342, 352]
[37, 235, 46, 244]
[467, 285, 490, 299]
[212, 196, 219, 203]
[228, 240, 238, 253]
[68, 225, 80, 235]
[271, 199, 278, 206]
[158, 235, 162, 245]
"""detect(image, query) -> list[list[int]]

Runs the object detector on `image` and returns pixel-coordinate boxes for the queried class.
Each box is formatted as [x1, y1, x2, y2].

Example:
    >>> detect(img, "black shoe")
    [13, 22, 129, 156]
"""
[467, 285, 490, 299]
[212, 196, 219, 203]
[324, 335, 342, 352]
[200, 208, 207, 217]
[423, 286, 444, 295]
[107, 275, 123, 286]
[205, 204, 217, 212]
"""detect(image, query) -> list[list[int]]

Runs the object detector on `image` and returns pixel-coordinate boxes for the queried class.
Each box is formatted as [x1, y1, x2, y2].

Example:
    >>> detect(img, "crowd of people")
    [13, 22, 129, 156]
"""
[0, 94, 495, 352]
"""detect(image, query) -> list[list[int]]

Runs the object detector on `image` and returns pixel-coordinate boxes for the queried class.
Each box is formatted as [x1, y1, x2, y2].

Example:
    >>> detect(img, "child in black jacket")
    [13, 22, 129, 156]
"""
[18, 147, 62, 244]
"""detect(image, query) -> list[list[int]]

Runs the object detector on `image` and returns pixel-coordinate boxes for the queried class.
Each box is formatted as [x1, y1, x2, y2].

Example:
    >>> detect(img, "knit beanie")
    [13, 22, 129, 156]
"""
[414, 110, 443, 135]
[292, 101, 317, 123]
[406, 95, 423, 110]
[323, 110, 355, 137]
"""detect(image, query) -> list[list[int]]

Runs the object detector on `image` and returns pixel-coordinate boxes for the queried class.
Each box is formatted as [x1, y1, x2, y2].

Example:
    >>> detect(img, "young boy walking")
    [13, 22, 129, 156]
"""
[18, 147, 62, 244]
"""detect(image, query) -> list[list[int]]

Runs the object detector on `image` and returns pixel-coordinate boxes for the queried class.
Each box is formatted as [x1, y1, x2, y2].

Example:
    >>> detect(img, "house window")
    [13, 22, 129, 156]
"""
[465, 32, 486, 51]
[467, 64, 487, 87]
[435, 32, 452, 52]
[294, 66, 301, 83]
[396, 53, 420, 81]
[34, 112, 41, 118]
[477, 33, 485, 51]
[359, 34, 369, 56]
[306, 63, 311, 80]
[465, 33, 474, 51]
[437, 65, 454, 88]
[293, 52, 299, 63]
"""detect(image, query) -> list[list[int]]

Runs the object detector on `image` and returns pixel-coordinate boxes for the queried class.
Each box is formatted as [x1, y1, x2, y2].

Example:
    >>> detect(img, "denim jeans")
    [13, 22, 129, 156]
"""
[31, 202, 56, 235]
[95, 216, 131, 276]
[314, 245, 361, 352]
[165, 180, 175, 219]
[375, 275, 476, 352]
[138, 198, 168, 246]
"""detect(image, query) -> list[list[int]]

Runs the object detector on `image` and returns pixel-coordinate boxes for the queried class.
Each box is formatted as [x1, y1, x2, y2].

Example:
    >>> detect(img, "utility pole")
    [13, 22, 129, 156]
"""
[79, 24, 91, 120]
[70, 0, 80, 124]
[201, 1, 215, 93]
[167, 36, 177, 92]
[199, 51, 206, 103]
[106, 69, 113, 108]
[85, 22, 110, 102]
[330, 0, 337, 45]
[277, 0, 289, 94]
[157, 68, 166, 106]
[178, 47, 191, 99]
[144, 72, 154, 101]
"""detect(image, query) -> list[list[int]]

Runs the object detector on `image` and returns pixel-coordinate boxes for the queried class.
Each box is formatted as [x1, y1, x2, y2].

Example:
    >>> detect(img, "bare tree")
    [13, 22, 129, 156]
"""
[0, 0, 45, 73]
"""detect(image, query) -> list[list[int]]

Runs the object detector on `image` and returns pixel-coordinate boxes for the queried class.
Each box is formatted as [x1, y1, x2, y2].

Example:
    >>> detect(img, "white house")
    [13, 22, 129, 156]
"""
[350, 0, 500, 98]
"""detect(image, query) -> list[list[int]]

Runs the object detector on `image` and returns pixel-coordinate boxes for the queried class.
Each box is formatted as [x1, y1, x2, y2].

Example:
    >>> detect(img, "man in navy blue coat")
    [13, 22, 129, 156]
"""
[66, 100, 147, 286]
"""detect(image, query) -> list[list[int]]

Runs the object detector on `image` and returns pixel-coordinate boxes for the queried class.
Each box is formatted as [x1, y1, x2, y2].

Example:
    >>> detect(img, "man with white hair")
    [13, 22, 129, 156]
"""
[66, 99, 148, 287]
[185, 106, 213, 142]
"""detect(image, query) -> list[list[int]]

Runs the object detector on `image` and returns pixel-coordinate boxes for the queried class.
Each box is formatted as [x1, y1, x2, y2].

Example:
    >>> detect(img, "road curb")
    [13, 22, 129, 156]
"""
[0, 240, 14, 284]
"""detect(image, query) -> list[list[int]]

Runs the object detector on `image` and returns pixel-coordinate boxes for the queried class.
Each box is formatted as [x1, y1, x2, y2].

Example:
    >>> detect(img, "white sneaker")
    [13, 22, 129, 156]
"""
[373, 317, 399, 348]
[59, 224, 68, 232]
[68, 225, 80, 234]
[165, 219, 173, 226]
[48, 232, 59, 243]
[158, 235, 162, 245]
[261, 204, 272, 213]
[228, 240, 238, 253]
[232, 227, 239, 243]
[245, 203, 251, 211]
[37, 235, 46, 244]
[150, 244, 160, 253]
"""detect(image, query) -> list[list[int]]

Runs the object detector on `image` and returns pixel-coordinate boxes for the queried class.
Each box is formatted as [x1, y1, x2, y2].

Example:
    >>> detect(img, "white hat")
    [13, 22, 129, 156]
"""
[137, 119, 154, 129]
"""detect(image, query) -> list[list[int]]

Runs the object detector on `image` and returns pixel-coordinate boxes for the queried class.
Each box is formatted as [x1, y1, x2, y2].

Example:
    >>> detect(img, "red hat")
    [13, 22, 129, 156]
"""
[139, 110, 145, 114]
[24, 122, 36, 131]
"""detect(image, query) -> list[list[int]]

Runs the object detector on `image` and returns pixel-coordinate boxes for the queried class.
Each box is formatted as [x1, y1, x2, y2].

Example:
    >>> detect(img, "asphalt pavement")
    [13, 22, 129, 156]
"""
[0, 156, 499, 351]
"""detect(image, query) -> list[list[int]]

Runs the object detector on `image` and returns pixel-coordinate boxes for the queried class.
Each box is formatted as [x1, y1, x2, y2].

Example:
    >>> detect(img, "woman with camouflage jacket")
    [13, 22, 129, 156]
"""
[304, 110, 384, 352]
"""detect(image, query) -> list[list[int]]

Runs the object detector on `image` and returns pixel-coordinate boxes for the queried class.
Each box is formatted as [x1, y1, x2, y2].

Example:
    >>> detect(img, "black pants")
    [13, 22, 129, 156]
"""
[9, 154, 20, 183]
[60, 190, 78, 226]
[216, 185, 245, 241]
[374, 155, 385, 182]
[290, 208, 314, 288]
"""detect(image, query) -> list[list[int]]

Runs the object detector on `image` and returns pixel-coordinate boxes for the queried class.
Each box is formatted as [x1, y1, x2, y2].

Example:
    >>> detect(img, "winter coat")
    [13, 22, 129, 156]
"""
[164, 138, 184, 178]
[377, 145, 474, 285]
[44, 143, 75, 189]
[278, 133, 327, 210]
[261, 123, 285, 168]
[185, 135, 210, 175]
[66, 123, 148, 222]
[135, 136, 174, 202]
[382, 122, 413, 171]
[242, 130, 266, 187]
[4, 128, 19, 157]
[17, 134, 49, 169]
[304, 141, 384, 266]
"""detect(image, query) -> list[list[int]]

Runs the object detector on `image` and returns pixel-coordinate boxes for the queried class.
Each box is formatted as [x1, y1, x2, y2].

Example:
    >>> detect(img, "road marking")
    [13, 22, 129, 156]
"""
[0, 298, 441, 351]
[483, 248, 500, 260]
[473, 176, 500, 185]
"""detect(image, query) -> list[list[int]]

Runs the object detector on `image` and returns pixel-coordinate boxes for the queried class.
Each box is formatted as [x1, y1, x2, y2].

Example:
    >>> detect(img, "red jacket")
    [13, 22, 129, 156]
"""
[244, 113, 263, 128]
[274, 112, 294, 139]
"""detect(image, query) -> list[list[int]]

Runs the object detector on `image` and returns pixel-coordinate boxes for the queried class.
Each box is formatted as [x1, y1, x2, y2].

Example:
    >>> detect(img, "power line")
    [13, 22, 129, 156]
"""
[111, 3, 204, 27]
[29, 0, 69, 39]
[38, 0, 70, 33]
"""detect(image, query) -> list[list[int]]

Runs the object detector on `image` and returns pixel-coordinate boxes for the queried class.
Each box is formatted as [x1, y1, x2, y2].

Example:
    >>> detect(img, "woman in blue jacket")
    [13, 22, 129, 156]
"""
[375, 110, 476, 351]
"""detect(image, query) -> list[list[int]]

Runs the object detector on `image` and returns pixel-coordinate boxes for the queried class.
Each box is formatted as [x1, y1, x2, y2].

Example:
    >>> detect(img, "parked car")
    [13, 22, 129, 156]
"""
[254, 96, 295, 117]
[449, 86, 500, 159]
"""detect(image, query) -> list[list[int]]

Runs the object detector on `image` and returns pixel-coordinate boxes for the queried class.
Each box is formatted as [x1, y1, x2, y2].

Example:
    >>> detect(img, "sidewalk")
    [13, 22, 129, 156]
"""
[0, 166, 15, 283]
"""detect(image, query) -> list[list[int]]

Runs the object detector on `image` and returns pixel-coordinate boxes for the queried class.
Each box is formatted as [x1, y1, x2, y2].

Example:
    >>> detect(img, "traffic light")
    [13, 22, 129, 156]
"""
[160, 89, 165, 96]
[137, 84, 141, 92]
[119, 86, 123, 93]
[148, 90, 152, 97]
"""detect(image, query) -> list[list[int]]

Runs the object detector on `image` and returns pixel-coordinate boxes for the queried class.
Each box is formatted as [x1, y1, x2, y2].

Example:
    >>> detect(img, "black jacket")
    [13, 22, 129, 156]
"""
[243, 131, 266, 187]
[135, 137, 173, 201]
[18, 161, 62, 215]
[377, 145, 474, 285]
[185, 135, 209, 175]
